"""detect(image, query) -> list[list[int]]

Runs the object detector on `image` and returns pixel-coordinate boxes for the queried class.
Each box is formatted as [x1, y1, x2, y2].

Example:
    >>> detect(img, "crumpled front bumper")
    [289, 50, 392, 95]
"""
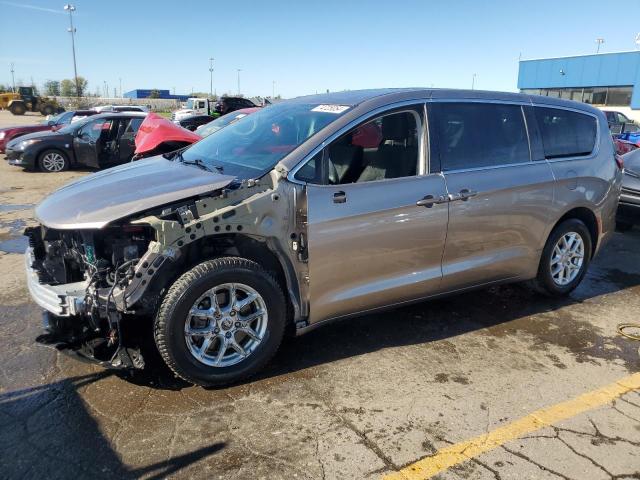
[24, 247, 87, 316]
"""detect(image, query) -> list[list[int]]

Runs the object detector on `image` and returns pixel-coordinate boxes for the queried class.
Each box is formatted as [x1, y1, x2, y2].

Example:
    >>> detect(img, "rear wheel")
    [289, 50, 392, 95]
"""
[529, 219, 592, 296]
[38, 149, 69, 173]
[154, 257, 286, 387]
[9, 102, 26, 115]
[40, 104, 55, 116]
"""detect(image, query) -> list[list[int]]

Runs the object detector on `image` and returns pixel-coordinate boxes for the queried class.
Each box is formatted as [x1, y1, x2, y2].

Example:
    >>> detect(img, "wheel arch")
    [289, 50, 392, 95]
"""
[36, 147, 71, 169]
[150, 233, 302, 326]
[551, 206, 599, 256]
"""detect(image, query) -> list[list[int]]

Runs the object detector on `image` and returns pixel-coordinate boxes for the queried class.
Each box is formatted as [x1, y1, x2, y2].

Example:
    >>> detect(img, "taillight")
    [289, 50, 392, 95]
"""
[615, 154, 624, 170]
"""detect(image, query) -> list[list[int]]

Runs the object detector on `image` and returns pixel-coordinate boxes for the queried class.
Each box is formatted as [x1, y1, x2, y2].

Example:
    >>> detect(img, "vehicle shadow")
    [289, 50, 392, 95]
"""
[123, 230, 640, 390]
[0, 371, 225, 479]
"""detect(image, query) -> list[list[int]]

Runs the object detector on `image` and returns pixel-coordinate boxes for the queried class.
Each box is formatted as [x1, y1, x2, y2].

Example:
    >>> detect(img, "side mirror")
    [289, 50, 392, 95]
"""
[47, 120, 55, 126]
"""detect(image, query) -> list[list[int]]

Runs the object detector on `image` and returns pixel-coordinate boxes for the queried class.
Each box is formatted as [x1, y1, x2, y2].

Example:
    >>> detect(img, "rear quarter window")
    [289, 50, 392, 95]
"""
[534, 107, 597, 159]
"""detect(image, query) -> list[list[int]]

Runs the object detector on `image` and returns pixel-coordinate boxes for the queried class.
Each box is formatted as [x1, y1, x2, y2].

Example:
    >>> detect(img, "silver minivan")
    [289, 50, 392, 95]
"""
[26, 89, 622, 386]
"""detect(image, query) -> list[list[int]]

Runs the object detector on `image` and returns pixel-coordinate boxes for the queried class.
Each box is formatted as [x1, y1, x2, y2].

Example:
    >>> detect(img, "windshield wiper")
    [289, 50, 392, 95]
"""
[180, 157, 214, 173]
[172, 151, 224, 174]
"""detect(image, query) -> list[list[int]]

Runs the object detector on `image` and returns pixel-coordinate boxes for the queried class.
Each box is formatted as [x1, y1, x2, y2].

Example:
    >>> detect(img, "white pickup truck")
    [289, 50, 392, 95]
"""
[171, 98, 216, 122]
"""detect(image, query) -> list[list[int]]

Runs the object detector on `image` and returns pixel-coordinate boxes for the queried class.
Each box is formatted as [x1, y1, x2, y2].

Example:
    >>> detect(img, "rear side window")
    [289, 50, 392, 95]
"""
[534, 107, 597, 159]
[433, 103, 530, 171]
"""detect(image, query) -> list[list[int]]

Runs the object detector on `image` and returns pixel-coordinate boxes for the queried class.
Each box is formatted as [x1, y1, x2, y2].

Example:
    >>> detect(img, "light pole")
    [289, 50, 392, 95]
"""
[64, 4, 80, 98]
[9, 63, 15, 92]
[596, 38, 605, 54]
[471, 73, 477, 90]
[209, 57, 214, 98]
[237, 69, 242, 96]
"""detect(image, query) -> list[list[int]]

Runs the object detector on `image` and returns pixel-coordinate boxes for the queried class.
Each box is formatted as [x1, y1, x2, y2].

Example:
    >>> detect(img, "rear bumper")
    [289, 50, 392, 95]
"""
[24, 247, 87, 316]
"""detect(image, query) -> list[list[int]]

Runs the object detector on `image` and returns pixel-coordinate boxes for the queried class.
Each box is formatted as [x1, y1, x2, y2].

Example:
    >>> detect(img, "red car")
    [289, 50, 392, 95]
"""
[0, 110, 97, 153]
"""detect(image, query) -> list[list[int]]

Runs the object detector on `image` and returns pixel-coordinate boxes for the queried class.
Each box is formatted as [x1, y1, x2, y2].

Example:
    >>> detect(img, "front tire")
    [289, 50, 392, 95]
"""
[529, 219, 592, 296]
[9, 102, 26, 115]
[154, 257, 286, 387]
[38, 149, 69, 172]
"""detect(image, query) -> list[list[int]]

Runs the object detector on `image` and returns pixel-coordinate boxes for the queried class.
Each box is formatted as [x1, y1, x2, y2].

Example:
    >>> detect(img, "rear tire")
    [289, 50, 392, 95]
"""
[41, 104, 55, 116]
[154, 257, 287, 387]
[529, 219, 592, 296]
[38, 149, 69, 173]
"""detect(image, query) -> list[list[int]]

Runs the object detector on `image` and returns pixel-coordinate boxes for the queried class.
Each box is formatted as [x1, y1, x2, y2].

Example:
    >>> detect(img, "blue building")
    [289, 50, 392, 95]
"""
[123, 89, 189, 102]
[518, 51, 640, 110]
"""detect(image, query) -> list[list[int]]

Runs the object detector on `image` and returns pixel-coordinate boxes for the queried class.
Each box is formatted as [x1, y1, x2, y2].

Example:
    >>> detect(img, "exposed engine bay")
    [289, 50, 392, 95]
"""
[26, 168, 306, 372]
[27, 224, 155, 368]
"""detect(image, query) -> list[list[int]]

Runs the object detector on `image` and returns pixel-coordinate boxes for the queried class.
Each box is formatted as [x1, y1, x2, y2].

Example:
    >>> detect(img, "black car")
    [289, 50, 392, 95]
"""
[604, 110, 639, 134]
[617, 148, 640, 231]
[215, 96, 256, 115]
[5, 112, 146, 172]
[176, 114, 217, 131]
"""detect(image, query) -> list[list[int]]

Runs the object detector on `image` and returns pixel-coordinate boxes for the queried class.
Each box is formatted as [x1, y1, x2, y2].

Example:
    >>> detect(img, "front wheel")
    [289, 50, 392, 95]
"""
[529, 219, 592, 296]
[154, 257, 287, 387]
[38, 149, 69, 172]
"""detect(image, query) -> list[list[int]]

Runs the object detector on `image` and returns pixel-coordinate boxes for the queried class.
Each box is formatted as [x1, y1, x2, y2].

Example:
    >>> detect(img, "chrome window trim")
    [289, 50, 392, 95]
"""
[530, 103, 601, 163]
[428, 99, 534, 174]
[287, 99, 428, 186]
[439, 160, 547, 175]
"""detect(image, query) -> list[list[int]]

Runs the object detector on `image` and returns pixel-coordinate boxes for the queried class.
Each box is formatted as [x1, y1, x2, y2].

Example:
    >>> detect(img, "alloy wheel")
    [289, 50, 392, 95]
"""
[41, 152, 66, 172]
[550, 232, 585, 286]
[184, 283, 268, 367]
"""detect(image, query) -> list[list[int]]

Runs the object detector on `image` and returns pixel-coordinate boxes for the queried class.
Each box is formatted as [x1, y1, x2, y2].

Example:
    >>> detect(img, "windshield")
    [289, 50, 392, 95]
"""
[42, 112, 67, 125]
[185, 99, 194, 109]
[180, 102, 350, 179]
[197, 111, 250, 138]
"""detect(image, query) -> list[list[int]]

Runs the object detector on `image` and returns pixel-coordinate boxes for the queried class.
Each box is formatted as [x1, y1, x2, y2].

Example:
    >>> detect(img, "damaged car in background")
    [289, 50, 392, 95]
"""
[26, 89, 620, 386]
[5, 112, 146, 172]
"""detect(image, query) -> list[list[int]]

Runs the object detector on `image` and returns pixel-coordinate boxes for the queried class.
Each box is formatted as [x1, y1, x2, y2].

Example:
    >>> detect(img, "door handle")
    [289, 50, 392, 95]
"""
[416, 194, 447, 207]
[449, 189, 478, 202]
[459, 188, 478, 201]
[333, 191, 346, 204]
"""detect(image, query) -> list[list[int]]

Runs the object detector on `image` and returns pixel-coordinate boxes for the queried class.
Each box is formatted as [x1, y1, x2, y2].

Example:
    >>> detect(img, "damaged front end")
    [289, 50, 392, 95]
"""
[26, 223, 163, 368]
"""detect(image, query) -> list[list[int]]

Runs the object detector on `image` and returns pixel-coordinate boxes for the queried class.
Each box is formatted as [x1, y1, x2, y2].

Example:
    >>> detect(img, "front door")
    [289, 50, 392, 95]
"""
[430, 101, 555, 290]
[300, 106, 449, 323]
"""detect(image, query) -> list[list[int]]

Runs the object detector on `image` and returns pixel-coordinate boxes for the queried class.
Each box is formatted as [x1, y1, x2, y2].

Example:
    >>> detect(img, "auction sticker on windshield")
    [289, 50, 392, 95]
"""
[311, 105, 350, 114]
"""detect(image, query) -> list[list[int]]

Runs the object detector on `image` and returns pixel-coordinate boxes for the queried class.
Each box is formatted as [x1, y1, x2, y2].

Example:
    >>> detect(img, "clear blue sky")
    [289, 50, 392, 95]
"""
[1, 0, 639, 98]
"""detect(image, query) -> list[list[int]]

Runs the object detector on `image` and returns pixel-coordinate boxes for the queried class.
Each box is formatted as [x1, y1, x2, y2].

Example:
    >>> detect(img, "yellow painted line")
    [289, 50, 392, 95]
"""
[384, 372, 640, 480]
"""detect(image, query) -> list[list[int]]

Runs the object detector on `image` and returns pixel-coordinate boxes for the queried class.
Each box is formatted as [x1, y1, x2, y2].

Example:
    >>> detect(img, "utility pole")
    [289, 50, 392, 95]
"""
[9, 63, 15, 92]
[237, 69, 242, 96]
[596, 38, 605, 54]
[209, 57, 214, 98]
[64, 4, 80, 98]
[471, 73, 477, 90]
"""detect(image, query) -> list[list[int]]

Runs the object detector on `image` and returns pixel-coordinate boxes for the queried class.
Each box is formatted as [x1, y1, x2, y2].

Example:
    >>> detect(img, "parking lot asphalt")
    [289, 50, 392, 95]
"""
[0, 110, 639, 479]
